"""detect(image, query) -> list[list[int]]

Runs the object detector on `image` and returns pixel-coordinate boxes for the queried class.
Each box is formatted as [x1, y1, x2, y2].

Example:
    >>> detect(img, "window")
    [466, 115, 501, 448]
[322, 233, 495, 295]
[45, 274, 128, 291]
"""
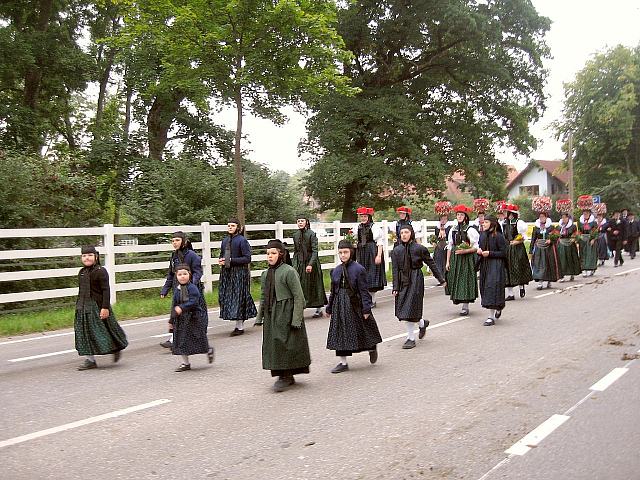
[519, 185, 539, 196]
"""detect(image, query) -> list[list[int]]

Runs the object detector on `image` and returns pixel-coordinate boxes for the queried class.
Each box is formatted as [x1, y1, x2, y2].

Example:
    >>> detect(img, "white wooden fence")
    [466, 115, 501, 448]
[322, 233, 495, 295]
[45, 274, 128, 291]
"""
[0, 220, 445, 306]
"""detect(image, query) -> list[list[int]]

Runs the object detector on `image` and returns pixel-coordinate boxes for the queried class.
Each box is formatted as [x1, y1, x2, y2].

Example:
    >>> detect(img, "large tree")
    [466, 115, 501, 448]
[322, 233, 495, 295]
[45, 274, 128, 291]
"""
[556, 44, 640, 212]
[303, 0, 550, 221]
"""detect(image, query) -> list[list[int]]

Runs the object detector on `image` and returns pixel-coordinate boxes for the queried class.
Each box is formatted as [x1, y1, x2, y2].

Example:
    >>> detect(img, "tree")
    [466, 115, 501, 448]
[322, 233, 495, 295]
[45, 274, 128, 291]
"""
[302, 0, 550, 221]
[556, 44, 640, 212]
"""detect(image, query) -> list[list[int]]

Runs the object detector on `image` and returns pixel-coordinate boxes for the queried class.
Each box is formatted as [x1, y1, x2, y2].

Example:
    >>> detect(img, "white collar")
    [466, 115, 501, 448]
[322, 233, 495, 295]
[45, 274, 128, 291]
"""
[535, 218, 552, 229]
[559, 218, 573, 229]
[580, 214, 595, 224]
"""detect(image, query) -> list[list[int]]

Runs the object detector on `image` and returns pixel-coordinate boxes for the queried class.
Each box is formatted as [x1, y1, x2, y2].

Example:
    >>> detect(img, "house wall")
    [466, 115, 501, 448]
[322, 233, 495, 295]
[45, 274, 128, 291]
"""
[507, 166, 550, 198]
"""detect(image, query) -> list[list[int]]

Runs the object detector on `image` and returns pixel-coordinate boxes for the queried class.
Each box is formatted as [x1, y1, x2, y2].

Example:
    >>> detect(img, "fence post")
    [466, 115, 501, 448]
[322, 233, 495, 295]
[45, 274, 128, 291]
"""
[201, 222, 213, 293]
[103, 223, 117, 305]
[421, 218, 428, 245]
[333, 220, 341, 265]
[275, 221, 284, 241]
[381, 219, 390, 269]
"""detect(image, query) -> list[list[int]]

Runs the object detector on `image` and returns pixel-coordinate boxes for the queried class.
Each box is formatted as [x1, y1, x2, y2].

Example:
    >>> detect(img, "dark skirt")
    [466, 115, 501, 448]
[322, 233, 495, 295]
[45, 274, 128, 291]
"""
[219, 265, 257, 320]
[327, 288, 382, 354]
[505, 243, 533, 287]
[479, 257, 506, 310]
[395, 268, 426, 321]
[445, 250, 478, 304]
[597, 233, 609, 260]
[557, 238, 582, 277]
[531, 239, 560, 282]
[433, 241, 447, 281]
[292, 256, 327, 308]
[172, 294, 210, 356]
[577, 234, 598, 271]
[262, 298, 311, 373]
[356, 242, 387, 292]
[74, 302, 128, 356]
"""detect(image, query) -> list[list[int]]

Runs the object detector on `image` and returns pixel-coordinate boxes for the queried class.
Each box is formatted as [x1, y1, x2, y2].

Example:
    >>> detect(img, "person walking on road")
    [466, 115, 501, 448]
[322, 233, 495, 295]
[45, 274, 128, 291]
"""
[503, 204, 532, 300]
[74, 246, 127, 370]
[389, 206, 422, 248]
[356, 207, 387, 306]
[256, 240, 311, 392]
[530, 211, 560, 290]
[218, 218, 257, 336]
[159, 231, 204, 349]
[577, 208, 599, 276]
[325, 239, 382, 372]
[391, 225, 445, 349]
[170, 264, 214, 372]
[445, 204, 479, 316]
[477, 217, 507, 326]
[556, 212, 581, 282]
[606, 211, 628, 267]
[626, 212, 639, 259]
[292, 216, 327, 318]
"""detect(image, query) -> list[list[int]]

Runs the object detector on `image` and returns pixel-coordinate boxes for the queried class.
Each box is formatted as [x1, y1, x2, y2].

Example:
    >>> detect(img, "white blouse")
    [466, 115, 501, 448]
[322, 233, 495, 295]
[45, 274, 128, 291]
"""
[447, 224, 480, 250]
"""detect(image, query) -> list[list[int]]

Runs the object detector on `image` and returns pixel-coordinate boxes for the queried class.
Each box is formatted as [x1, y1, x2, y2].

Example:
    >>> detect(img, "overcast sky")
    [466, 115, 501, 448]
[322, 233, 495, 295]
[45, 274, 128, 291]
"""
[217, 0, 640, 174]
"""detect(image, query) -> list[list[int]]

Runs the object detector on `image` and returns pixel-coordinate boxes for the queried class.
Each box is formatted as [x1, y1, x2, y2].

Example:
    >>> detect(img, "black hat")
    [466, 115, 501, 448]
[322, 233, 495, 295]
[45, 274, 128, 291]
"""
[171, 231, 186, 240]
[228, 217, 241, 225]
[267, 239, 286, 253]
[175, 263, 191, 273]
[338, 239, 355, 250]
[81, 245, 98, 255]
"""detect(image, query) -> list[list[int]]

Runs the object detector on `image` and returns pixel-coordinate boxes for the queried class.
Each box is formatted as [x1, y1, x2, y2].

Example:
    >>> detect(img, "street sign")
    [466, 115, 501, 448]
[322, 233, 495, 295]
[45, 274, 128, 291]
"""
[592, 195, 601, 203]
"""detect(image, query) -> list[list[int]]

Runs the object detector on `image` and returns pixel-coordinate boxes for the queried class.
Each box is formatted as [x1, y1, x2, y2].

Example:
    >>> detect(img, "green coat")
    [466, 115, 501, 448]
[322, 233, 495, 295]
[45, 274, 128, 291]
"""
[256, 264, 311, 371]
[292, 229, 328, 308]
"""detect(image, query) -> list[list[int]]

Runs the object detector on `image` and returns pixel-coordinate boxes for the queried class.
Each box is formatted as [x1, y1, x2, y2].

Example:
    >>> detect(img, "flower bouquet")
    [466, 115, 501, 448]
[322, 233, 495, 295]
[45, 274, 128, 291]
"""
[593, 203, 607, 215]
[434, 201, 452, 216]
[493, 200, 507, 213]
[548, 229, 560, 243]
[555, 198, 573, 214]
[514, 234, 524, 242]
[588, 228, 599, 241]
[532, 196, 552, 213]
[577, 195, 594, 210]
[473, 198, 490, 213]
[428, 234, 438, 245]
[455, 241, 472, 251]
[343, 229, 357, 246]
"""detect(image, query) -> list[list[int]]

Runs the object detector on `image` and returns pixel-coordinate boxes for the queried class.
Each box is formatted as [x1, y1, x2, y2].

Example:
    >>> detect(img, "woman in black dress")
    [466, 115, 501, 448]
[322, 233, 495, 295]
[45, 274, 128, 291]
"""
[476, 217, 507, 326]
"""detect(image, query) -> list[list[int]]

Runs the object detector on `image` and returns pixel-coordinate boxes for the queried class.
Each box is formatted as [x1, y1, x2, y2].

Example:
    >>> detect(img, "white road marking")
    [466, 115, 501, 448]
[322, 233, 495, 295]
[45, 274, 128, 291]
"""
[0, 399, 170, 449]
[505, 414, 570, 456]
[7, 349, 76, 363]
[476, 457, 512, 480]
[614, 266, 640, 276]
[381, 316, 470, 343]
[589, 367, 629, 392]
[534, 283, 584, 299]
[534, 290, 562, 298]
[563, 391, 595, 416]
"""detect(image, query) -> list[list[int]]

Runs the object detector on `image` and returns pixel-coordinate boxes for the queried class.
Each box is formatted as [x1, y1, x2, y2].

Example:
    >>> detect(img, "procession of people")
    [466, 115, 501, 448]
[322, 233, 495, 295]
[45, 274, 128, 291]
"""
[71, 194, 635, 392]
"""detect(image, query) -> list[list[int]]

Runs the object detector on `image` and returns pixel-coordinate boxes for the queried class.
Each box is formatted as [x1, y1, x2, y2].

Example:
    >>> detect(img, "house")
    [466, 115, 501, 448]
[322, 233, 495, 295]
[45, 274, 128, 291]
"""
[444, 165, 519, 200]
[506, 160, 568, 199]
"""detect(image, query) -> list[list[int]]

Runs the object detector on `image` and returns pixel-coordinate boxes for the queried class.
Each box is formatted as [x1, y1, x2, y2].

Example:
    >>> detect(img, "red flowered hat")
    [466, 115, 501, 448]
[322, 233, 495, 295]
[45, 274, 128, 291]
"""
[577, 195, 594, 210]
[356, 207, 374, 215]
[506, 204, 520, 213]
[396, 206, 412, 214]
[555, 198, 573, 214]
[434, 201, 452, 216]
[473, 198, 490, 213]
[453, 204, 473, 214]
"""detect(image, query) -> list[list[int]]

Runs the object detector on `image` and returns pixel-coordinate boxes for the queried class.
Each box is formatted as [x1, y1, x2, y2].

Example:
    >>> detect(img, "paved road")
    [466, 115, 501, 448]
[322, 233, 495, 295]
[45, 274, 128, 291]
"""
[1, 259, 639, 480]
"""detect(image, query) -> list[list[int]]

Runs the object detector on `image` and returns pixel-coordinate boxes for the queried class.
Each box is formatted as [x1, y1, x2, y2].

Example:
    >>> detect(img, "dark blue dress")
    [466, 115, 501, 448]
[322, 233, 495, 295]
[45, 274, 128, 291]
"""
[171, 283, 211, 356]
[218, 234, 257, 320]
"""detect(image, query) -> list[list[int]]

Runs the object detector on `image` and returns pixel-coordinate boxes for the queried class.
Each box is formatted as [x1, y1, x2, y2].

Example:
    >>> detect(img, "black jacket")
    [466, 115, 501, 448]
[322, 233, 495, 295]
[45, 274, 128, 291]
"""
[606, 218, 628, 241]
[391, 241, 445, 290]
[78, 266, 111, 309]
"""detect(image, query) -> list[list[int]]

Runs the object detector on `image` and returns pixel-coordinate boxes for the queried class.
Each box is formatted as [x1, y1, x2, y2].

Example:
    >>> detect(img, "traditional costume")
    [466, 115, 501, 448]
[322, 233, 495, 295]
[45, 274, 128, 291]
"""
[171, 265, 214, 372]
[326, 240, 382, 372]
[477, 217, 507, 326]
[446, 205, 479, 315]
[389, 206, 422, 247]
[391, 225, 445, 349]
[556, 214, 581, 281]
[218, 219, 257, 335]
[160, 231, 204, 348]
[577, 211, 598, 276]
[355, 207, 387, 301]
[292, 217, 328, 317]
[75, 246, 127, 370]
[503, 204, 532, 300]
[626, 213, 640, 259]
[433, 201, 453, 281]
[529, 216, 560, 289]
[256, 240, 311, 392]
[595, 214, 610, 265]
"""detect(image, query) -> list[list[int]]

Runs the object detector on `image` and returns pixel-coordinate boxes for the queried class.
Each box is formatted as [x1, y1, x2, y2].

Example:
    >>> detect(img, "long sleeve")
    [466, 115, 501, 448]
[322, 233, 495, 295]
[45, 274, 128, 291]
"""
[231, 237, 251, 265]
[529, 229, 538, 254]
[91, 267, 111, 309]
[391, 248, 400, 291]
[356, 266, 373, 314]
[325, 269, 337, 315]
[488, 234, 507, 258]
[517, 220, 528, 239]
[178, 283, 200, 311]
[219, 237, 227, 259]
[467, 227, 480, 249]
[187, 251, 203, 286]
[255, 271, 267, 325]
[420, 245, 445, 283]
[287, 268, 306, 328]
[309, 231, 319, 265]
[160, 259, 174, 296]
[372, 223, 384, 246]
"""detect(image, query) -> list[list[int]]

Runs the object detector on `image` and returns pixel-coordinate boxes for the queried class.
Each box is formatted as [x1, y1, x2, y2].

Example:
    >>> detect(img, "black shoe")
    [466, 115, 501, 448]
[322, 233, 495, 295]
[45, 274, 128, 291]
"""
[599, 260, 605, 266]
[536, 285, 543, 290]
[520, 287, 526, 298]
[230, 328, 245, 337]
[495, 309, 502, 319]
[369, 348, 378, 364]
[160, 340, 172, 348]
[273, 376, 294, 392]
[402, 339, 416, 349]
[505, 295, 515, 301]
[175, 363, 191, 372]
[483, 318, 495, 326]
[312, 310, 322, 318]
[620, 260, 624, 266]
[113, 350, 121, 363]
[331, 363, 349, 374]
[77, 359, 97, 371]
[418, 320, 430, 339]
[372, 302, 377, 309]
[459, 309, 469, 316]
[614, 263, 619, 268]
[207, 347, 215, 364]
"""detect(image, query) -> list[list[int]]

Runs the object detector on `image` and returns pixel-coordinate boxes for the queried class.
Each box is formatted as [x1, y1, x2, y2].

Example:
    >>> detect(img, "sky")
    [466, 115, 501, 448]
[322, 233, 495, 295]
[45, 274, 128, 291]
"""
[217, 0, 640, 174]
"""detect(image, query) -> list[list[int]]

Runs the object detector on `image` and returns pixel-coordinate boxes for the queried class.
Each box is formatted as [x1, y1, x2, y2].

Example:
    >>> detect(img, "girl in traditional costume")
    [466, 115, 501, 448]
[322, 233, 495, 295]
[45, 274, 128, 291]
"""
[556, 208, 581, 282]
[503, 204, 532, 300]
[529, 205, 560, 290]
[576, 196, 598, 277]
[355, 207, 386, 305]
[594, 203, 610, 266]
[446, 205, 479, 316]
[218, 218, 257, 336]
[326, 239, 382, 372]
[74, 246, 127, 370]
[171, 264, 214, 372]
[433, 201, 452, 280]
[389, 206, 422, 248]
[391, 225, 445, 348]
[477, 217, 507, 326]
[292, 216, 327, 318]
[256, 240, 311, 392]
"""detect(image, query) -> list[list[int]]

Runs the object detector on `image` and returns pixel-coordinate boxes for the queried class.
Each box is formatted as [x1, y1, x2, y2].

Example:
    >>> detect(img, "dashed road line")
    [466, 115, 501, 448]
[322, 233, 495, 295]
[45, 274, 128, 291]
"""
[505, 414, 571, 456]
[589, 367, 629, 392]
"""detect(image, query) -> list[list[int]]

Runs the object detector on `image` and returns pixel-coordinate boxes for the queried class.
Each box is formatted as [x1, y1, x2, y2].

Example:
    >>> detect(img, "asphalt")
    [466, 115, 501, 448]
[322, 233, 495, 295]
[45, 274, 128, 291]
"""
[1, 257, 639, 480]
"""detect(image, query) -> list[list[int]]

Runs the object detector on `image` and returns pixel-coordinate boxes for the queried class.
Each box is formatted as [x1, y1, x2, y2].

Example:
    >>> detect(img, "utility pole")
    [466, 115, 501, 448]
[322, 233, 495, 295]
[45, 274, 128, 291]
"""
[568, 132, 574, 204]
